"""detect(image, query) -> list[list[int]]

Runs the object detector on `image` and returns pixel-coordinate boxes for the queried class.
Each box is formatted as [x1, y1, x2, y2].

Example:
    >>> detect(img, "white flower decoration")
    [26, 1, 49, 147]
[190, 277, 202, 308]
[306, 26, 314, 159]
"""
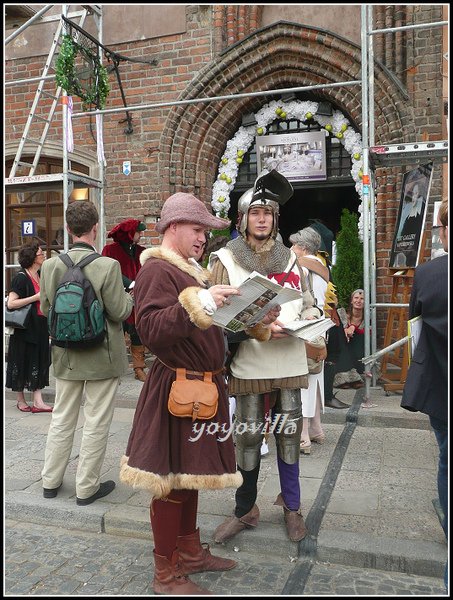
[212, 99, 364, 237]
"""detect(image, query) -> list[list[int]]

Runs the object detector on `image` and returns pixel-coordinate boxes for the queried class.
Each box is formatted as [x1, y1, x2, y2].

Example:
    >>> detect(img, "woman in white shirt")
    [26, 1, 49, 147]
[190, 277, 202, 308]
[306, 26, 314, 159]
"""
[290, 227, 330, 454]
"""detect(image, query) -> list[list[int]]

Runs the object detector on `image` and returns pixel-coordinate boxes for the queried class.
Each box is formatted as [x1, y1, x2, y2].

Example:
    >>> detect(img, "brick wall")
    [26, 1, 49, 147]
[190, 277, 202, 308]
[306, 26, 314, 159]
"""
[4, 5, 446, 342]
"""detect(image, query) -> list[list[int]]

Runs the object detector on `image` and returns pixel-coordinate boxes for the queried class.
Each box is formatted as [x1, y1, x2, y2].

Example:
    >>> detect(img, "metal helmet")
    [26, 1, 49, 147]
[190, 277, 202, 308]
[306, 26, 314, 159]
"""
[237, 170, 293, 238]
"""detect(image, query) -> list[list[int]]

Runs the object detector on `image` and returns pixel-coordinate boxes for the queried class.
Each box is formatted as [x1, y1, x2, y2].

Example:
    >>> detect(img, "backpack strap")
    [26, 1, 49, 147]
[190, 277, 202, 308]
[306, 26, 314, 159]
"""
[77, 253, 101, 269]
[58, 254, 74, 268]
[58, 252, 100, 270]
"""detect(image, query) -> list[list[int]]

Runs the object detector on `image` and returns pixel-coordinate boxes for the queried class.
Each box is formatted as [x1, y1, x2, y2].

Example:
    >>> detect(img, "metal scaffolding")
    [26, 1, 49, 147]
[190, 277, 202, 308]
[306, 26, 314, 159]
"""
[5, 5, 449, 380]
[359, 6, 448, 401]
[5, 4, 105, 260]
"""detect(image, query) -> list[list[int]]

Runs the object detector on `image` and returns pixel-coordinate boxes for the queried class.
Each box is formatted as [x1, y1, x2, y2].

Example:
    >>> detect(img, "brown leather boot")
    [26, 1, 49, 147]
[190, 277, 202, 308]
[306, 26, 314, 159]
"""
[213, 504, 260, 543]
[274, 493, 307, 542]
[152, 550, 212, 595]
[178, 528, 237, 575]
[131, 345, 147, 382]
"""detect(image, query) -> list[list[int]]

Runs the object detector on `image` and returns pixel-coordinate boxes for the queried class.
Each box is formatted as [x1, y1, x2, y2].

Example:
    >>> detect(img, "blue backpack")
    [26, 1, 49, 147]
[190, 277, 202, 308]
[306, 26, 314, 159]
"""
[48, 253, 105, 348]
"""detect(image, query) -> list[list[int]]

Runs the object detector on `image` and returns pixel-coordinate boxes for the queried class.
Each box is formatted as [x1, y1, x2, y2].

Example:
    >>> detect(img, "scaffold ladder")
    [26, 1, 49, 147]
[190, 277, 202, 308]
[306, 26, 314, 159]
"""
[8, 8, 90, 178]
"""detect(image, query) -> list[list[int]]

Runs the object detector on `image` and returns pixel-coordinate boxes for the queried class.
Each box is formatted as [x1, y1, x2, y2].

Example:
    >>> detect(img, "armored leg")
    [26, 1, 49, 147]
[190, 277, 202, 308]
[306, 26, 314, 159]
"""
[273, 389, 307, 541]
[234, 394, 265, 472]
[274, 388, 302, 465]
[213, 394, 263, 544]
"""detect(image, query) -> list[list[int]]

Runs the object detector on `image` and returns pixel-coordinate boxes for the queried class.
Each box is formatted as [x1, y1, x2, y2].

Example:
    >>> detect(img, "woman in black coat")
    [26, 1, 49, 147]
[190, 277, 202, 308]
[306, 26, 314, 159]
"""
[6, 241, 52, 413]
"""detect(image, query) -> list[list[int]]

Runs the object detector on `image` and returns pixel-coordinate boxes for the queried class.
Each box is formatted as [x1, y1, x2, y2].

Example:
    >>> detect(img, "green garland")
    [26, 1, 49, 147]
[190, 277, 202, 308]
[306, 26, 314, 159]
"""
[55, 34, 110, 110]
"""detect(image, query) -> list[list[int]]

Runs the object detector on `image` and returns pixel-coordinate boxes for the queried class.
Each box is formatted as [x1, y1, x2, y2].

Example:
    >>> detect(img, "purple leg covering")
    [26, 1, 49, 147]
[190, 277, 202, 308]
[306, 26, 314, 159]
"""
[277, 454, 300, 511]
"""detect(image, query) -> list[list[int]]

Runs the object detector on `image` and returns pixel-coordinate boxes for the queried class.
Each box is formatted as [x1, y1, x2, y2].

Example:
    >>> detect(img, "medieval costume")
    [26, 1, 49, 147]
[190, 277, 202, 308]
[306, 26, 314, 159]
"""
[119, 192, 246, 595]
[209, 172, 321, 544]
[101, 218, 148, 381]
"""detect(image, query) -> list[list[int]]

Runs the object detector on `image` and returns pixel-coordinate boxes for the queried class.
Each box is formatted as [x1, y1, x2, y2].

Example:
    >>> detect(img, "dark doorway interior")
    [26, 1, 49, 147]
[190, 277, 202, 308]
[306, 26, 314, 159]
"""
[228, 183, 361, 246]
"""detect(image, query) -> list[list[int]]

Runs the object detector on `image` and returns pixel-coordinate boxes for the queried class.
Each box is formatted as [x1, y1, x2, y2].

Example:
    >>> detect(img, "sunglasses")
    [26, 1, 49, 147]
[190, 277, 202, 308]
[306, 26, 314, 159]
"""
[432, 225, 446, 231]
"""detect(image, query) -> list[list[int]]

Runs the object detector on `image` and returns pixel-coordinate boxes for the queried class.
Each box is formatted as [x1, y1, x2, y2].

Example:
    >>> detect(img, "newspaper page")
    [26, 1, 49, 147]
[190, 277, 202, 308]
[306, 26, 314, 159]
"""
[212, 271, 302, 333]
[407, 315, 422, 364]
[283, 317, 336, 341]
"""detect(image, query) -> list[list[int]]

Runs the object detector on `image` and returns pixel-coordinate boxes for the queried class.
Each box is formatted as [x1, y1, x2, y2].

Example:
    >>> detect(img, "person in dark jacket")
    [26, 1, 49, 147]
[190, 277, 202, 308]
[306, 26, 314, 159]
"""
[101, 219, 148, 381]
[6, 241, 52, 413]
[400, 198, 448, 590]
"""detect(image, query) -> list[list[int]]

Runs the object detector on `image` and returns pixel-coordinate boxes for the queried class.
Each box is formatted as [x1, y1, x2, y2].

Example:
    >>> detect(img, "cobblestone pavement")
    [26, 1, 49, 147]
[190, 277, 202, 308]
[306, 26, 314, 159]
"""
[5, 520, 446, 596]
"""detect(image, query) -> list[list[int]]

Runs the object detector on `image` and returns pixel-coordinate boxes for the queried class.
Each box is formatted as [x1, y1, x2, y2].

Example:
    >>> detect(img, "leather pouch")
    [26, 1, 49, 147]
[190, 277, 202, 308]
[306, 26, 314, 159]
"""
[305, 336, 328, 375]
[168, 368, 219, 421]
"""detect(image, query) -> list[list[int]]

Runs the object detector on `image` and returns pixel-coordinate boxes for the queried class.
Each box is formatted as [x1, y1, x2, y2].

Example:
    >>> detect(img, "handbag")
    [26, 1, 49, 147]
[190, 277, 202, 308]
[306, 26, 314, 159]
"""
[168, 368, 220, 422]
[305, 336, 328, 375]
[5, 303, 32, 329]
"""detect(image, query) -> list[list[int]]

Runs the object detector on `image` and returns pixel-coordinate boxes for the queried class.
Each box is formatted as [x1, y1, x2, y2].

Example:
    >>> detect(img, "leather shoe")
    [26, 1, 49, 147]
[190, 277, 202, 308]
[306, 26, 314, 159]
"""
[274, 493, 308, 542]
[214, 504, 260, 543]
[76, 480, 116, 506]
[43, 483, 62, 498]
[283, 508, 308, 542]
[325, 396, 350, 409]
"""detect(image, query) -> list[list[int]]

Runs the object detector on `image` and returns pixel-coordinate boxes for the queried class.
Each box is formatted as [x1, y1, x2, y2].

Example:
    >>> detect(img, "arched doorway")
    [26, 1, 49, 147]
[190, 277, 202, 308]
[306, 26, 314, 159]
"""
[223, 106, 362, 244]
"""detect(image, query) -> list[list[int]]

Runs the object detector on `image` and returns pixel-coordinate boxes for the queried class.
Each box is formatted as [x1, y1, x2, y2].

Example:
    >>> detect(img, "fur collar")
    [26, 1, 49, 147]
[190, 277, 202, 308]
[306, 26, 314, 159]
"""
[140, 246, 211, 287]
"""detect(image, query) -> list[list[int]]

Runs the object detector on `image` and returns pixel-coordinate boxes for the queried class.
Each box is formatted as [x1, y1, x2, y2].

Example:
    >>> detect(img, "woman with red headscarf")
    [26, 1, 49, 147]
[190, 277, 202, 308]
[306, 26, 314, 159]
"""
[102, 219, 148, 381]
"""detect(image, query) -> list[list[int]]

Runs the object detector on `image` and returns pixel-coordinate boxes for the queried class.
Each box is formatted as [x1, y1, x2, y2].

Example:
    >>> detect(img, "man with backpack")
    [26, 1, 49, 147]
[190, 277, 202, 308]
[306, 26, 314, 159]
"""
[39, 201, 134, 505]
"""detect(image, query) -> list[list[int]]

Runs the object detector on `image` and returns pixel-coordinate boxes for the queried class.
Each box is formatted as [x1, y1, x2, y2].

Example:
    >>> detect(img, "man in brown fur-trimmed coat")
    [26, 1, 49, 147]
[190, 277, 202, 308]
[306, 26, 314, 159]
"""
[119, 192, 278, 595]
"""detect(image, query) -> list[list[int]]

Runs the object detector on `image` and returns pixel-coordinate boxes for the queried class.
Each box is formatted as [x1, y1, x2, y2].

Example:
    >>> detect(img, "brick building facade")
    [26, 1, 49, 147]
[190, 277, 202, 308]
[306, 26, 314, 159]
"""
[4, 5, 448, 342]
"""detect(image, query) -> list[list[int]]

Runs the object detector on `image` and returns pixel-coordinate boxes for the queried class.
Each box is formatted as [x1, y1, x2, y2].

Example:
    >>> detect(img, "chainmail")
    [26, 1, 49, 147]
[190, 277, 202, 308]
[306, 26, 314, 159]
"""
[225, 236, 291, 275]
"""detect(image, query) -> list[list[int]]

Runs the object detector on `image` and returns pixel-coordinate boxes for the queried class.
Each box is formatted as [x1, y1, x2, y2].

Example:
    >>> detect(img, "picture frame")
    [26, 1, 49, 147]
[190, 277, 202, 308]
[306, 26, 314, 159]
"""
[389, 163, 433, 269]
[256, 131, 327, 182]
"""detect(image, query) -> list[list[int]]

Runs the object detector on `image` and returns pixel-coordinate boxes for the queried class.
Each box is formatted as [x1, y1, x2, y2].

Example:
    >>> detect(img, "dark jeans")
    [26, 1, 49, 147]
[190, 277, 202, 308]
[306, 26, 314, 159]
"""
[429, 415, 448, 590]
[430, 415, 448, 536]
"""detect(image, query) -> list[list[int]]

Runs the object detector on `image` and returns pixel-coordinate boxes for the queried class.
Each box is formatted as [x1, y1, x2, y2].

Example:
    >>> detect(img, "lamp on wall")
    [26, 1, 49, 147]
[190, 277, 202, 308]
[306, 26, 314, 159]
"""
[241, 113, 258, 127]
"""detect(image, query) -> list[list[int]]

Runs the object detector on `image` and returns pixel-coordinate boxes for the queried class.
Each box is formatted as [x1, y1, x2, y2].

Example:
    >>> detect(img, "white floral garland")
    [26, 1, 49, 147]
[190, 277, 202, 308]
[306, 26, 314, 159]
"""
[211, 99, 365, 235]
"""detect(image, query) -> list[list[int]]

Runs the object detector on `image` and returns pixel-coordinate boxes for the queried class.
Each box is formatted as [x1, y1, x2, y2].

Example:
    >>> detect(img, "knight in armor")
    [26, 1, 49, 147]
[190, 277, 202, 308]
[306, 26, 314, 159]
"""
[208, 170, 322, 543]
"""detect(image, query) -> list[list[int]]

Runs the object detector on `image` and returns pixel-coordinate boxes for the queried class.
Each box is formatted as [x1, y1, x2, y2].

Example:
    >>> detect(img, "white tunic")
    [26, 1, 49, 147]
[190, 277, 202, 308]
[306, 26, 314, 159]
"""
[211, 247, 320, 380]
[300, 255, 329, 417]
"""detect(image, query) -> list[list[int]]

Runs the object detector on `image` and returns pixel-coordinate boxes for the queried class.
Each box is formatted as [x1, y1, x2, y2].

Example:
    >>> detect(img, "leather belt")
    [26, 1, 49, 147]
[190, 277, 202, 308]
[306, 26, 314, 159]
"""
[157, 357, 225, 377]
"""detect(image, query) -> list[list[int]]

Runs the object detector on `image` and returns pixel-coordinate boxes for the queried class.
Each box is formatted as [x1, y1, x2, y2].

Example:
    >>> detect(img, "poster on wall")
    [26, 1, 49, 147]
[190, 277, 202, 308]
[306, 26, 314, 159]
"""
[389, 162, 433, 269]
[256, 131, 327, 182]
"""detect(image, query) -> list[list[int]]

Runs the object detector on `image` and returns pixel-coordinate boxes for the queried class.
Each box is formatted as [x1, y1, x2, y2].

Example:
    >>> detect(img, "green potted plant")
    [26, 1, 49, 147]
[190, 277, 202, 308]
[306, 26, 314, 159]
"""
[331, 208, 364, 309]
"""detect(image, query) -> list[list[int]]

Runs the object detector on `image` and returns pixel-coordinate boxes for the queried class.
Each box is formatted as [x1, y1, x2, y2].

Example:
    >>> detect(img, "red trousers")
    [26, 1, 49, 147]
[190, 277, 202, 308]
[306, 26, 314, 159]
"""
[150, 489, 198, 559]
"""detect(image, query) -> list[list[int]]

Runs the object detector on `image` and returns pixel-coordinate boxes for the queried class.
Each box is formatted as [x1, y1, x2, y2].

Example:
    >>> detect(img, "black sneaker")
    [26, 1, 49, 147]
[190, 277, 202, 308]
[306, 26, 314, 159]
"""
[43, 483, 62, 499]
[76, 480, 116, 506]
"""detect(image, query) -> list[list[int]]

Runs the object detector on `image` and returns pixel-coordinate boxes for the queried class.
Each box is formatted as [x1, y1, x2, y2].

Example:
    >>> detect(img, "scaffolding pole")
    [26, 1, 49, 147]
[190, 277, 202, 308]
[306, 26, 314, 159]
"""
[360, 6, 448, 399]
[4, 5, 53, 45]
[360, 6, 373, 403]
[69, 81, 361, 118]
[5, 5, 447, 346]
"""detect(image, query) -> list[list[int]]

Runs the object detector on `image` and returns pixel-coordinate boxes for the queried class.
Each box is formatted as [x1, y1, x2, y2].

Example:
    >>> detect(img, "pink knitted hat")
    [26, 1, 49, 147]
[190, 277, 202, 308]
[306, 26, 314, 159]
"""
[156, 192, 230, 233]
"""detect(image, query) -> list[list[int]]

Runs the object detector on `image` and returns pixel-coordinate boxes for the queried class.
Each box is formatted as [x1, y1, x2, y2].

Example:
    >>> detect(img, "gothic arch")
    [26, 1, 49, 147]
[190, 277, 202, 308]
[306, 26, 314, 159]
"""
[159, 21, 415, 203]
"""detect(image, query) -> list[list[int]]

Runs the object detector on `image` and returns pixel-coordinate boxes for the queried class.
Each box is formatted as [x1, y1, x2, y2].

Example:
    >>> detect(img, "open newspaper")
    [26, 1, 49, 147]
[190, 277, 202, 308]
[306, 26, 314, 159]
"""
[407, 315, 422, 365]
[283, 317, 336, 341]
[212, 271, 302, 333]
